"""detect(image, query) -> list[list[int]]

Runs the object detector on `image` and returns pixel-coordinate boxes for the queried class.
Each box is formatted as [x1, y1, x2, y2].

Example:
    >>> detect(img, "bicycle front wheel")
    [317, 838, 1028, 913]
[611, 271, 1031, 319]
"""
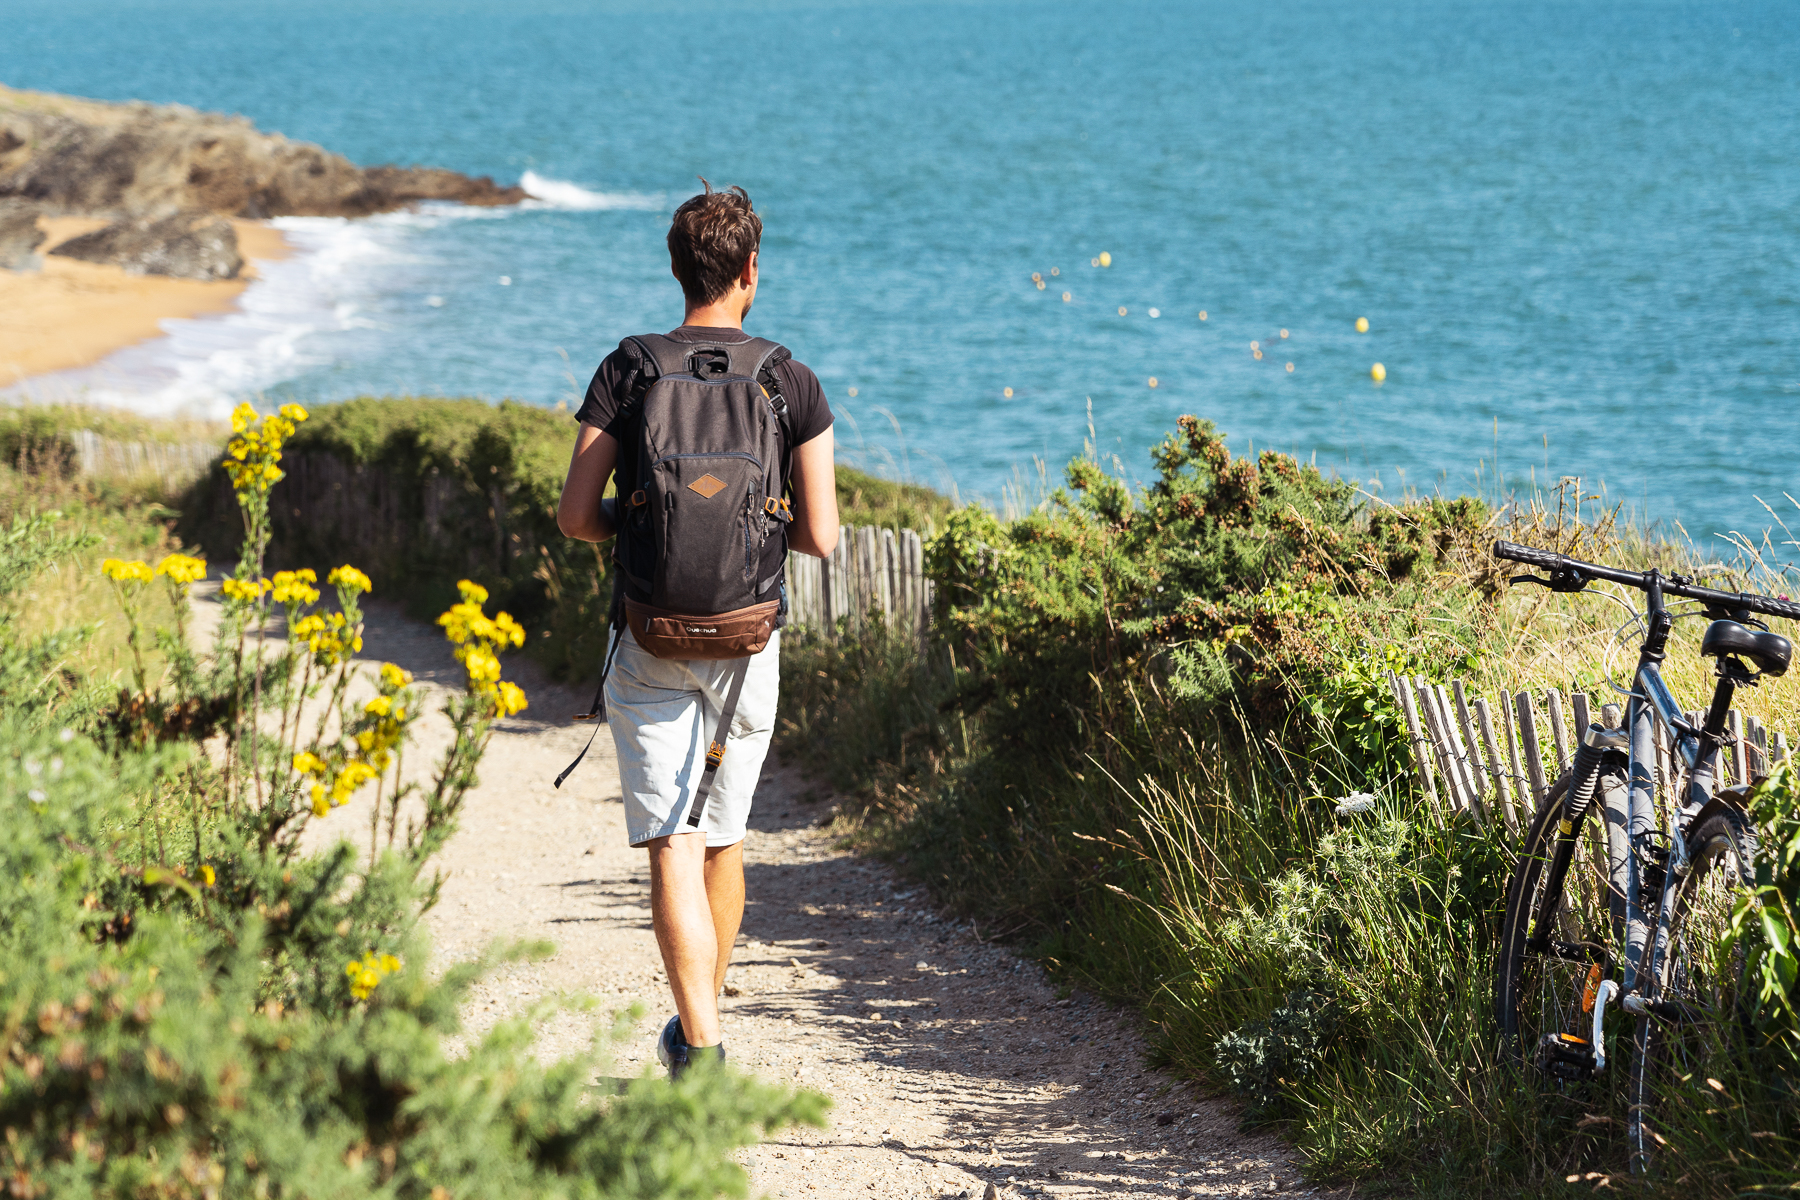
[1626, 806, 1755, 1174]
[1496, 767, 1627, 1080]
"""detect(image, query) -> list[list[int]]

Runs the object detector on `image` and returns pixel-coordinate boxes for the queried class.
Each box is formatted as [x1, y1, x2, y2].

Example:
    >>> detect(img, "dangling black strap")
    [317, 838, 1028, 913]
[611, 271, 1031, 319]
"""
[554, 574, 625, 789]
[685, 657, 751, 827]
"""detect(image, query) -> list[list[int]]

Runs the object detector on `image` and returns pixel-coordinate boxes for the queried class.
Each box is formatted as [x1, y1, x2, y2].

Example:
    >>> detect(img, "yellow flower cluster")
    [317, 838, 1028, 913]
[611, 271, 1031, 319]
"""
[101, 558, 154, 584]
[344, 951, 401, 1001]
[154, 553, 207, 584]
[293, 750, 379, 818]
[220, 577, 271, 604]
[437, 580, 527, 717]
[328, 564, 372, 596]
[271, 568, 319, 606]
[223, 402, 308, 495]
[380, 663, 413, 689]
[291, 611, 361, 667]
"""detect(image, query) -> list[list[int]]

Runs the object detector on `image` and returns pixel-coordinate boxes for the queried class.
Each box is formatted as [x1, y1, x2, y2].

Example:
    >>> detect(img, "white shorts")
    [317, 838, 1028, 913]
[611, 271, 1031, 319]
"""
[605, 627, 779, 848]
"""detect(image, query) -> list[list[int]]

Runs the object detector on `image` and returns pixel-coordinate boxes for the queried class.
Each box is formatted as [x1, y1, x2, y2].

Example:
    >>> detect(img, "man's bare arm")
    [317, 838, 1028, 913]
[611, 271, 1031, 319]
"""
[557, 424, 618, 543]
[786, 427, 839, 558]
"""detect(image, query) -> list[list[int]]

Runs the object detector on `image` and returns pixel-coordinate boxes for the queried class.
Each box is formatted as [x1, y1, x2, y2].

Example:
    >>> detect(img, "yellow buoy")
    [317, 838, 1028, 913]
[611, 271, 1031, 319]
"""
[1098, 251, 1112, 267]
[1062, 291, 1072, 302]
[847, 387, 858, 397]
[1147, 377, 1159, 388]
[1036, 280, 1046, 290]
[1198, 310, 1208, 321]
[1285, 362, 1294, 373]
[1032, 272, 1042, 283]
[1370, 362, 1386, 382]
[1003, 387, 1014, 398]
[1356, 317, 1370, 333]
[1279, 329, 1289, 339]
[1253, 349, 1263, 360]
[1118, 306, 1128, 316]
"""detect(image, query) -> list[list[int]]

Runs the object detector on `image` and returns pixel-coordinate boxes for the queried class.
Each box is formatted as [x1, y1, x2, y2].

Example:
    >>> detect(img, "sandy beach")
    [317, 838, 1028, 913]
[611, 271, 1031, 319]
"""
[0, 216, 291, 389]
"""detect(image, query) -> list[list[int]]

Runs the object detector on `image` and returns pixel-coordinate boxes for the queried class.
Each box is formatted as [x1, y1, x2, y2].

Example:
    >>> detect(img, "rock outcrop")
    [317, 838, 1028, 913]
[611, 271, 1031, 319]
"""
[0, 198, 44, 269]
[0, 84, 525, 277]
[50, 210, 243, 280]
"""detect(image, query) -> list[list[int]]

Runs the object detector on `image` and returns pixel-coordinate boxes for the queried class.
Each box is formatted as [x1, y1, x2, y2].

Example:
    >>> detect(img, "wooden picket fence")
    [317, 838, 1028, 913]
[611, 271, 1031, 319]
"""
[784, 524, 934, 640]
[1385, 670, 1791, 832]
[72, 431, 217, 491]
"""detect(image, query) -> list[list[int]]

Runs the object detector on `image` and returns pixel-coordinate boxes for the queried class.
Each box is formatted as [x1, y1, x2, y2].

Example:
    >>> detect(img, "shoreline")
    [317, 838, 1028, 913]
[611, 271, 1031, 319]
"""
[0, 217, 293, 390]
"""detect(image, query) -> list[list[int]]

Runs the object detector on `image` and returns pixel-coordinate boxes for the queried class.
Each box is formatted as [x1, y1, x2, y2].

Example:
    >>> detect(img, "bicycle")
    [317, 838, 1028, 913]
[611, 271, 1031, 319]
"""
[1490, 539, 1796, 1173]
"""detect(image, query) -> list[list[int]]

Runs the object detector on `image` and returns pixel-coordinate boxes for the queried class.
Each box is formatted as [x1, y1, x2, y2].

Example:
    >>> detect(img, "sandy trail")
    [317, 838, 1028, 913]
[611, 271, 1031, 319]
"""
[198, 590, 1329, 1198]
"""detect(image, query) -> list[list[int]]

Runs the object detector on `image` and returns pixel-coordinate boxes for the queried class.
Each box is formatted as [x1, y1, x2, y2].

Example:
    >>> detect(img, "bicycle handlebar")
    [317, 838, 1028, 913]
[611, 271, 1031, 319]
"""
[1493, 540, 1800, 623]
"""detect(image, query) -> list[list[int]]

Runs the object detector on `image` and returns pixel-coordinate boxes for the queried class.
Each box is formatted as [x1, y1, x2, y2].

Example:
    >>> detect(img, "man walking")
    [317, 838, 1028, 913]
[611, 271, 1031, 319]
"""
[556, 182, 838, 1075]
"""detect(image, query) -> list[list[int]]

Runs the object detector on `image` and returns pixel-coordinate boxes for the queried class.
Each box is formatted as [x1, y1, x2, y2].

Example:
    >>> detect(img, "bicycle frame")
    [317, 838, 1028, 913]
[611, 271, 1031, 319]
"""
[1526, 570, 1745, 1013]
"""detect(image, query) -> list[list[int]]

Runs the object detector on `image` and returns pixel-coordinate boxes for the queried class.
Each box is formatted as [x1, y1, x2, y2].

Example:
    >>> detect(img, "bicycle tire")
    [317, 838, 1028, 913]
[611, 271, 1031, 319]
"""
[1625, 806, 1756, 1174]
[1496, 766, 1629, 1075]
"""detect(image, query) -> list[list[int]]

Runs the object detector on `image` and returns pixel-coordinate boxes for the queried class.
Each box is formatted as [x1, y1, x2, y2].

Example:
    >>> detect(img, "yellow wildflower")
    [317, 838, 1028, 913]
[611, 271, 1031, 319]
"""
[328, 565, 373, 595]
[497, 681, 528, 716]
[492, 611, 526, 649]
[462, 645, 501, 685]
[270, 569, 320, 606]
[199, 865, 216, 888]
[279, 403, 309, 422]
[219, 577, 271, 603]
[455, 579, 489, 606]
[292, 751, 327, 776]
[101, 558, 154, 584]
[310, 783, 328, 817]
[344, 950, 401, 1001]
[380, 663, 413, 689]
[364, 695, 392, 717]
[153, 553, 207, 584]
[230, 401, 258, 434]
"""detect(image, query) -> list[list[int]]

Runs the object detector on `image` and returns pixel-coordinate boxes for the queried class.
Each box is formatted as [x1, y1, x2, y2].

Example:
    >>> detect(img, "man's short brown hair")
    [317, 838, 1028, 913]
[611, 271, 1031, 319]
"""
[667, 181, 763, 306]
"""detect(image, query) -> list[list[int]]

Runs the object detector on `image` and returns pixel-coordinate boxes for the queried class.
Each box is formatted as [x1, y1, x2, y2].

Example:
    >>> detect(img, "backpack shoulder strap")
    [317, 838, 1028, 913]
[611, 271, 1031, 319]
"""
[618, 333, 691, 389]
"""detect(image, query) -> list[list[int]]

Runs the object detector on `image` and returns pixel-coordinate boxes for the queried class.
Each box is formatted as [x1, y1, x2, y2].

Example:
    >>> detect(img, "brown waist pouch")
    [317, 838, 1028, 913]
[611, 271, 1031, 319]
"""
[624, 598, 779, 661]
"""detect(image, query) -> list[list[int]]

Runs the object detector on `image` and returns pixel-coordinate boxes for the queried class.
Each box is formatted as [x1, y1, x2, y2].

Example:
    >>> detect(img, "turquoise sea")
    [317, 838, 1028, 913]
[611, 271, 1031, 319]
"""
[3, 0, 1797, 543]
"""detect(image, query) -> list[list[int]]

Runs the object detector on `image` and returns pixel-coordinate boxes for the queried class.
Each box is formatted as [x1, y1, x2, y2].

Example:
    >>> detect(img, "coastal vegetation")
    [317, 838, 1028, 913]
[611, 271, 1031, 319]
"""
[10, 395, 1799, 1194]
[775, 419, 1800, 1195]
[0, 401, 822, 1197]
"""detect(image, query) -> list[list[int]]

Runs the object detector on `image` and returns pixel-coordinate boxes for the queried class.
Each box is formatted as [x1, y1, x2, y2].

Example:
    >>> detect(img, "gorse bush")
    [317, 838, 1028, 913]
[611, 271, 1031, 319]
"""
[0, 402, 822, 1198]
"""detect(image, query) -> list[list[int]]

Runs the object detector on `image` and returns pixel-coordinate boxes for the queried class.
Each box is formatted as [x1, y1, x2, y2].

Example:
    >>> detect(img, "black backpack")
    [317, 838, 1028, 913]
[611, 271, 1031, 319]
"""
[610, 332, 794, 653]
[555, 333, 796, 825]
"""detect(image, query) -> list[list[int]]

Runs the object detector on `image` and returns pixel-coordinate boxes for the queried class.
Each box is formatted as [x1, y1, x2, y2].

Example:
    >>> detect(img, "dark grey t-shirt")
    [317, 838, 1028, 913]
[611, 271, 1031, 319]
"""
[574, 325, 833, 495]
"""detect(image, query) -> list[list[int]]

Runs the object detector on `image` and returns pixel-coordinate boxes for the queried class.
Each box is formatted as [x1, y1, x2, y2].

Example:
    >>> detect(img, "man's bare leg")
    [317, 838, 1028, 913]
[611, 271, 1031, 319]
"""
[703, 841, 745, 996]
[647, 834, 748, 1047]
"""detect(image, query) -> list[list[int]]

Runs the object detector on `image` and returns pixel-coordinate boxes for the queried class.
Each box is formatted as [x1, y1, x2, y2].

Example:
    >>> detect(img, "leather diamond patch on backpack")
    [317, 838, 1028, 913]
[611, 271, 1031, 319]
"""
[687, 473, 727, 499]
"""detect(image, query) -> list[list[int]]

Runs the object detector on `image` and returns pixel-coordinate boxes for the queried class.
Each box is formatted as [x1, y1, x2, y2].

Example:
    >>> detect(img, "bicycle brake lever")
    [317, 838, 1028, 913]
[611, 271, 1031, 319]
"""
[1509, 569, 1589, 594]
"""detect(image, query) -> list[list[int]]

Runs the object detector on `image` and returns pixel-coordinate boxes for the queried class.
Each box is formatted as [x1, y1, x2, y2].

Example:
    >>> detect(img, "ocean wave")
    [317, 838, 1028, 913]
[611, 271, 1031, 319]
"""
[5, 215, 409, 418]
[519, 171, 665, 212]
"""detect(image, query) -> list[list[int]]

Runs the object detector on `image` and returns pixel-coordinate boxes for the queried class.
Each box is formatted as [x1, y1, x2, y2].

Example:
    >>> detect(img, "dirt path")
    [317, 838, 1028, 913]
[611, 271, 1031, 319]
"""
[201, 591, 1328, 1198]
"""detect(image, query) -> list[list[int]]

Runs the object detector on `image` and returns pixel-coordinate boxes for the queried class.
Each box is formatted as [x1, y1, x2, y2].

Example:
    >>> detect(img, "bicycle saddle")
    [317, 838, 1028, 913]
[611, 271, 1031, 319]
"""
[1701, 619, 1792, 677]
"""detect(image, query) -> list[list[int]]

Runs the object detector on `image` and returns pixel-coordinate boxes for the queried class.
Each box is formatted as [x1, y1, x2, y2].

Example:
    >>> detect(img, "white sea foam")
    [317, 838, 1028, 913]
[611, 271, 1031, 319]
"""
[519, 170, 664, 212]
[2, 182, 654, 417]
[5, 213, 414, 418]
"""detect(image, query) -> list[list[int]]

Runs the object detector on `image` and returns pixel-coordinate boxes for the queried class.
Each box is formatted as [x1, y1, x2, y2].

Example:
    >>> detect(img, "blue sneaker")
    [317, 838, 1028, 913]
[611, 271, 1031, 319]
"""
[657, 1014, 726, 1079]
[656, 1015, 687, 1074]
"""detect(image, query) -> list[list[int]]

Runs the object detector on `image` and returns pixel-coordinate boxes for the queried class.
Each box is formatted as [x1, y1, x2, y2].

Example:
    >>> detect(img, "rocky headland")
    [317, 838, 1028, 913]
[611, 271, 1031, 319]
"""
[0, 83, 526, 280]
